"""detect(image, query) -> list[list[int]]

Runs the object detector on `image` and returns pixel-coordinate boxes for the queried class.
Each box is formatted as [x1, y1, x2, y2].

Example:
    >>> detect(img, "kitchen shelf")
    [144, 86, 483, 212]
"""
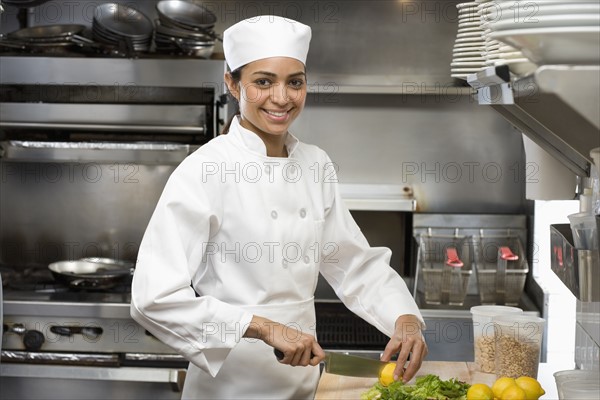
[468, 65, 600, 177]
[307, 73, 474, 95]
[0, 56, 226, 90]
[339, 184, 416, 212]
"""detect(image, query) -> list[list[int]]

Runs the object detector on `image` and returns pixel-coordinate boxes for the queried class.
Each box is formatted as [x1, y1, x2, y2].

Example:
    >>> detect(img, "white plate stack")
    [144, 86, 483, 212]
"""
[451, 2, 487, 80]
[478, 0, 536, 76]
[482, 0, 600, 66]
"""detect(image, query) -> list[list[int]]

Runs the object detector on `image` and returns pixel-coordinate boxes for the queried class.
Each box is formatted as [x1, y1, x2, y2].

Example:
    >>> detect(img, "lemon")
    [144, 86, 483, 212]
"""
[467, 383, 494, 400]
[378, 363, 397, 386]
[492, 377, 516, 399]
[515, 376, 545, 400]
[501, 384, 527, 400]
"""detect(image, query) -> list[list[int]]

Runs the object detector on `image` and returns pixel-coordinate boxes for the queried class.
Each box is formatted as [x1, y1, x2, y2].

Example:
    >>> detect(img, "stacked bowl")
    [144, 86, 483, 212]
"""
[92, 3, 153, 53]
[451, 2, 487, 80]
[154, 0, 218, 57]
[482, 0, 600, 66]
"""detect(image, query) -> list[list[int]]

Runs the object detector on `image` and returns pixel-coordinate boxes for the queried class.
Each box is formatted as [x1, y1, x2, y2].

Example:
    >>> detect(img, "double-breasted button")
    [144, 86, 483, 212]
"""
[303, 255, 310, 264]
[271, 210, 278, 219]
[299, 208, 307, 218]
[282, 259, 288, 269]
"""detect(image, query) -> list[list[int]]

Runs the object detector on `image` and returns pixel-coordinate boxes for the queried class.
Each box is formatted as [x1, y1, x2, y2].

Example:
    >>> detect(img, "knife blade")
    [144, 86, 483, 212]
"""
[274, 349, 390, 378]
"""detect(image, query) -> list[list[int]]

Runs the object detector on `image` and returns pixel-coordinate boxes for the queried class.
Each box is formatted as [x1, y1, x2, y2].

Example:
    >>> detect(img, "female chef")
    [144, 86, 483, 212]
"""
[131, 15, 427, 399]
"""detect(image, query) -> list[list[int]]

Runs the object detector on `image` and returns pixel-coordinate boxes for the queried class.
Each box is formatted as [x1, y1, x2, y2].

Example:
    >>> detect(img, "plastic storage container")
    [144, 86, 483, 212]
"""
[474, 235, 528, 305]
[417, 234, 474, 306]
[554, 370, 600, 400]
[559, 380, 600, 400]
[470, 305, 523, 373]
[494, 314, 545, 378]
[568, 212, 598, 250]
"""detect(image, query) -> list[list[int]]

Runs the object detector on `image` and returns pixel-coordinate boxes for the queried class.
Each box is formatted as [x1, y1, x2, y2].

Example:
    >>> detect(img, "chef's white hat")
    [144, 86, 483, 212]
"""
[223, 15, 312, 71]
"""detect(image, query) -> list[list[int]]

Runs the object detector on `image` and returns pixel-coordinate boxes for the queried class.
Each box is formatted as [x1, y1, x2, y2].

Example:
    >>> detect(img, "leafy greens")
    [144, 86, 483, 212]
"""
[361, 374, 470, 400]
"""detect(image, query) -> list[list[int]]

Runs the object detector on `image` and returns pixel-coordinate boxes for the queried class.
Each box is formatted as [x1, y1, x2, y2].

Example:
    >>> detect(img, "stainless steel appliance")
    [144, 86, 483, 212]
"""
[0, 56, 227, 399]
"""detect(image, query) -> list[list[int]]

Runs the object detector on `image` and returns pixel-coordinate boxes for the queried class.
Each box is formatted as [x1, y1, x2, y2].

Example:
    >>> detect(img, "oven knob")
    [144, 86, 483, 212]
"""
[23, 330, 45, 351]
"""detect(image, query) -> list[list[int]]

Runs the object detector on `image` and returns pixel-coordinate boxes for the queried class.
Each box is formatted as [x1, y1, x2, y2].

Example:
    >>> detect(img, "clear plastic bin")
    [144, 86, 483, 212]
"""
[494, 314, 545, 378]
[417, 234, 474, 306]
[474, 235, 528, 305]
[470, 305, 523, 373]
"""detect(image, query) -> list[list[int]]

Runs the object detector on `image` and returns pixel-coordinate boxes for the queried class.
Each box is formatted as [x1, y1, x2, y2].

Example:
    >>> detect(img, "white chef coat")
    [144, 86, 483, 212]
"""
[131, 117, 424, 399]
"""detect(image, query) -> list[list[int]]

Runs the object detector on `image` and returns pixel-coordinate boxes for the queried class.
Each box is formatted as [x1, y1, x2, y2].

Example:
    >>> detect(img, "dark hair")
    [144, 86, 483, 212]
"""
[220, 67, 243, 135]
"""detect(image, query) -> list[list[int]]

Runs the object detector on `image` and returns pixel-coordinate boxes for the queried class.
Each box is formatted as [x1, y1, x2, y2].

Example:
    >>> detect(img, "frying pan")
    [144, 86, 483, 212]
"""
[2, 0, 51, 8]
[156, 0, 217, 29]
[48, 258, 134, 290]
[156, 0, 221, 41]
[93, 3, 154, 39]
[155, 19, 214, 42]
[7, 24, 86, 41]
[3, 24, 100, 52]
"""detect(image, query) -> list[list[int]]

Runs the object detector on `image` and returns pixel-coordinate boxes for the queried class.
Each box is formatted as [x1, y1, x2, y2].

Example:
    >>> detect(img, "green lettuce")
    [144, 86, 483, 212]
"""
[360, 374, 470, 400]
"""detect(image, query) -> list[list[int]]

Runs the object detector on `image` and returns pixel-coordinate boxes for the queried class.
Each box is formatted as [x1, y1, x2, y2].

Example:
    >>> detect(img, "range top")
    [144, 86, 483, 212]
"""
[2, 289, 132, 305]
[1, 265, 132, 305]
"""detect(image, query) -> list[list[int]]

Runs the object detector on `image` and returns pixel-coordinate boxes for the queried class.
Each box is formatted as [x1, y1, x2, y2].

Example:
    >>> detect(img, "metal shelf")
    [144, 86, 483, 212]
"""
[306, 73, 474, 95]
[339, 183, 416, 212]
[468, 65, 600, 178]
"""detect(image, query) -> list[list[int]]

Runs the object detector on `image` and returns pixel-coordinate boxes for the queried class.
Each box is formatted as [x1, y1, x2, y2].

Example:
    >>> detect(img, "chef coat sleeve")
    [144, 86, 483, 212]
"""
[130, 154, 254, 377]
[317, 157, 425, 338]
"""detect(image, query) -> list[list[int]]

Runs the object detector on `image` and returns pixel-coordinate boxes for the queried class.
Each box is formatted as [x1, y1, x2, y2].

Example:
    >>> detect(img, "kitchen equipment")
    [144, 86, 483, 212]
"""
[7, 24, 86, 41]
[415, 233, 474, 306]
[274, 349, 388, 378]
[568, 212, 598, 250]
[1, 0, 49, 7]
[470, 305, 523, 373]
[474, 235, 528, 305]
[493, 314, 545, 379]
[559, 380, 600, 400]
[0, 24, 106, 55]
[156, 0, 218, 34]
[48, 259, 134, 290]
[154, 19, 215, 58]
[0, 54, 225, 396]
[93, 3, 153, 53]
[554, 370, 600, 400]
[550, 224, 599, 302]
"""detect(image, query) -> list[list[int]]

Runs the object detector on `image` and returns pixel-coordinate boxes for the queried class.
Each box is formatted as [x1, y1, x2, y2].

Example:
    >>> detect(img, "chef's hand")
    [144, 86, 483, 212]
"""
[244, 315, 326, 367]
[380, 314, 428, 383]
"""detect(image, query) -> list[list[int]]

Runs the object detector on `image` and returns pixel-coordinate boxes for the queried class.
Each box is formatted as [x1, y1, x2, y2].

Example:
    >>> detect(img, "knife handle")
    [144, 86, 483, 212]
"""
[274, 348, 285, 360]
[274, 348, 317, 360]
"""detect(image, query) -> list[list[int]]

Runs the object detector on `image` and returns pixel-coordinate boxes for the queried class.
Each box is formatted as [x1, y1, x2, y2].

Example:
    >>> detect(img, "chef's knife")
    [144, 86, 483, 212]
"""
[274, 349, 390, 378]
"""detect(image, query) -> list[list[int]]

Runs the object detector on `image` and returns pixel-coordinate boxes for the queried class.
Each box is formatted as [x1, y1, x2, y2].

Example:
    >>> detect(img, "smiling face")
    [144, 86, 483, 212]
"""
[225, 57, 307, 139]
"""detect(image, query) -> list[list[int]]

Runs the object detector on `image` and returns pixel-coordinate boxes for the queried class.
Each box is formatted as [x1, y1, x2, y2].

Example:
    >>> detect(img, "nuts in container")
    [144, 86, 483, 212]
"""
[470, 305, 523, 373]
[493, 314, 546, 378]
[474, 335, 496, 373]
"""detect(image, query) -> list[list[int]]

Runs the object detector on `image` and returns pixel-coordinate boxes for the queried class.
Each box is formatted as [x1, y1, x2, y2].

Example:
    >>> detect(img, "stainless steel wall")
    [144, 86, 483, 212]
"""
[295, 93, 527, 214]
[0, 160, 174, 267]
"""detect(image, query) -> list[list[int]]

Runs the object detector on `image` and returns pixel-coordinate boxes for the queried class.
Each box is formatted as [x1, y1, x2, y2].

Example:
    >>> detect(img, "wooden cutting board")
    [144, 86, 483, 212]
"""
[315, 361, 493, 400]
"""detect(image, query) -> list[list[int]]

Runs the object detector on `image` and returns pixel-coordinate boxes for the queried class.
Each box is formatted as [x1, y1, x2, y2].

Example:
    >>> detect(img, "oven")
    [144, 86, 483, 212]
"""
[0, 55, 226, 399]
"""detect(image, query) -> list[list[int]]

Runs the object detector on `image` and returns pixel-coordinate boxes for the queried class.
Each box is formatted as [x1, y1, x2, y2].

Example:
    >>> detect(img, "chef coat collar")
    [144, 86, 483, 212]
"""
[229, 116, 299, 158]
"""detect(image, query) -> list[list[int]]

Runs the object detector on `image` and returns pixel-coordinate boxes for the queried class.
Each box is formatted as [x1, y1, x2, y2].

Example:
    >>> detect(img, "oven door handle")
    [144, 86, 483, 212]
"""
[0, 364, 187, 392]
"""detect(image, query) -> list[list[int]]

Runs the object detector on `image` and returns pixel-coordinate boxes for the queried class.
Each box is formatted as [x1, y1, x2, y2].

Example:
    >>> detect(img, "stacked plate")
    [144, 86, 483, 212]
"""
[476, 0, 536, 76]
[482, 0, 600, 66]
[154, 0, 218, 57]
[451, 2, 487, 80]
[93, 3, 153, 53]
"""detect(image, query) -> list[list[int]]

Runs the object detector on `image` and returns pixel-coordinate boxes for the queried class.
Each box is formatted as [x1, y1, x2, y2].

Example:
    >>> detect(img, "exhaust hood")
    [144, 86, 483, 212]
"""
[469, 65, 600, 178]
